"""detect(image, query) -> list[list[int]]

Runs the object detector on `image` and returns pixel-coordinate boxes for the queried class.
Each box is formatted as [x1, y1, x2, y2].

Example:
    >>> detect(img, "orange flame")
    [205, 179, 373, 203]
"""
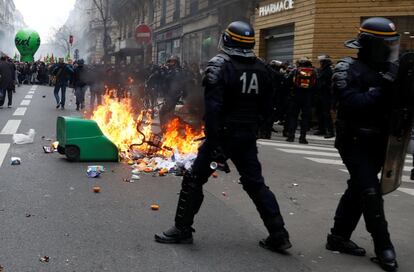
[91, 95, 204, 158]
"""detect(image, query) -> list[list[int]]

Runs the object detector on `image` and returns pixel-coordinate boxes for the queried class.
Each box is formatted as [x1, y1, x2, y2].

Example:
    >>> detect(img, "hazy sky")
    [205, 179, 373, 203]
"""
[14, 0, 76, 43]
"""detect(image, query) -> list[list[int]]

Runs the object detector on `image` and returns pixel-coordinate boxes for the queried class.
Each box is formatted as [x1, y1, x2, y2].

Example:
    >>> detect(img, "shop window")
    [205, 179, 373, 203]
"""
[190, 0, 198, 14]
[264, 24, 295, 63]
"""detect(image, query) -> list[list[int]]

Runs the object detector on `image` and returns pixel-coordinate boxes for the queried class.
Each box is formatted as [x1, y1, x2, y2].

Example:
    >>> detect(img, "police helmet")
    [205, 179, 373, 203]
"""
[166, 55, 180, 67]
[219, 21, 256, 58]
[345, 17, 400, 62]
[296, 57, 312, 67]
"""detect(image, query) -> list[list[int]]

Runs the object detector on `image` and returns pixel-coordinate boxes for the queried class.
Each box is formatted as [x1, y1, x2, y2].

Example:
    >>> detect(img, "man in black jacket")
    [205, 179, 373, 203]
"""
[154, 21, 291, 253]
[73, 59, 88, 111]
[0, 56, 16, 108]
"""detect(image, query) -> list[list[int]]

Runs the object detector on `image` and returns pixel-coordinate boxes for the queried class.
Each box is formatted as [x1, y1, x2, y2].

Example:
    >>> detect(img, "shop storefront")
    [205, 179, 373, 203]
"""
[154, 26, 182, 64]
[254, 0, 414, 64]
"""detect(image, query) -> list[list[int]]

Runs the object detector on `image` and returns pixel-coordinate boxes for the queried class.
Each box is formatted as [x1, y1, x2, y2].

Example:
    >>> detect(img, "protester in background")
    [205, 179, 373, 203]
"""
[0, 56, 16, 108]
[52, 58, 74, 110]
[73, 59, 88, 111]
[285, 57, 317, 144]
[89, 63, 105, 109]
[315, 55, 335, 138]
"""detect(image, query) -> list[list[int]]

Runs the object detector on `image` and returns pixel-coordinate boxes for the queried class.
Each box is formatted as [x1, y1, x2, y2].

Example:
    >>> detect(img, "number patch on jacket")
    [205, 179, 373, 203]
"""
[240, 72, 259, 94]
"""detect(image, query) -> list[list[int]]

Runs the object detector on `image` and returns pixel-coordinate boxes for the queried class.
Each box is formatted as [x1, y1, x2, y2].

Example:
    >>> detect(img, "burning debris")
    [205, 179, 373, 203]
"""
[90, 94, 204, 175]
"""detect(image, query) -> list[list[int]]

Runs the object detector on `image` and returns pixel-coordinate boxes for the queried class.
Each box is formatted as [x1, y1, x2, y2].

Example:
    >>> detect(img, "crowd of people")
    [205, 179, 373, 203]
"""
[2, 50, 336, 144]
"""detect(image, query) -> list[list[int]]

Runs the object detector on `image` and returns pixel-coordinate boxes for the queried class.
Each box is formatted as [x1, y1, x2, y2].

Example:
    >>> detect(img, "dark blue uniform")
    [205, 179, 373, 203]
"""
[174, 52, 287, 236]
[331, 57, 393, 251]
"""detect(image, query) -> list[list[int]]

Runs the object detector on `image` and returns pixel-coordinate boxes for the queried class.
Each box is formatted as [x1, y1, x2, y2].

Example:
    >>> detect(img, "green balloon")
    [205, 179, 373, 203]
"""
[15, 29, 41, 62]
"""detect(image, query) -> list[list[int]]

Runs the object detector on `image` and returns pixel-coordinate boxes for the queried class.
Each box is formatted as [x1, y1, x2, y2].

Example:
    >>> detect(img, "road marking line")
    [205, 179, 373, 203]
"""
[20, 100, 31, 106]
[277, 148, 340, 157]
[28, 91, 34, 94]
[305, 157, 344, 166]
[30, 85, 38, 91]
[13, 107, 27, 116]
[24, 95, 33, 99]
[0, 120, 21, 134]
[398, 188, 414, 196]
[339, 169, 414, 184]
[0, 143, 10, 167]
[258, 141, 336, 151]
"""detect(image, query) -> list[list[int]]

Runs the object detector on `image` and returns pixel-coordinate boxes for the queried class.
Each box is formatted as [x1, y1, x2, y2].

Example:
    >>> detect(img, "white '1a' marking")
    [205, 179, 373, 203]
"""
[240, 72, 259, 94]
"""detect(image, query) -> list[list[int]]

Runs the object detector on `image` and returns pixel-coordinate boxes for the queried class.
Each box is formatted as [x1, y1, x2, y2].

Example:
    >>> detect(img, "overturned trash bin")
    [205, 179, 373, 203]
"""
[56, 116, 119, 162]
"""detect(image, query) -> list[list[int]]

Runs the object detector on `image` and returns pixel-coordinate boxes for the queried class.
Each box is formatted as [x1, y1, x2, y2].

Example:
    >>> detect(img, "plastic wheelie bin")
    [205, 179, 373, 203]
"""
[56, 116, 119, 162]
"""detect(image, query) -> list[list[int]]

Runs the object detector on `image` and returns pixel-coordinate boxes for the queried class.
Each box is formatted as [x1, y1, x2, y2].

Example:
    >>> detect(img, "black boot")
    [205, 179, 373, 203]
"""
[362, 188, 398, 272]
[326, 234, 366, 256]
[155, 172, 204, 244]
[299, 137, 308, 144]
[324, 132, 335, 139]
[259, 229, 292, 253]
[371, 246, 398, 272]
[410, 168, 414, 180]
[154, 225, 194, 244]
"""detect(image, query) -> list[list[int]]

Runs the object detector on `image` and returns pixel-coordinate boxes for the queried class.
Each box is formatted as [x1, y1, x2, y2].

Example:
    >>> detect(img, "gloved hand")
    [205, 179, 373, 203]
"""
[382, 61, 399, 83]
[210, 145, 227, 164]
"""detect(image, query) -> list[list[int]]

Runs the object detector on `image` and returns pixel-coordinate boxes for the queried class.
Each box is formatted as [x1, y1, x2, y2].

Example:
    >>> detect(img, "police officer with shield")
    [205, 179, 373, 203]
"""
[326, 17, 400, 271]
[154, 21, 292, 253]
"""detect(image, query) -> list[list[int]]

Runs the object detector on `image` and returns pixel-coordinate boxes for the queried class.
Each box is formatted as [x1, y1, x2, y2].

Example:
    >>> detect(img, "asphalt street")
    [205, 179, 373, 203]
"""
[0, 84, 413, 272]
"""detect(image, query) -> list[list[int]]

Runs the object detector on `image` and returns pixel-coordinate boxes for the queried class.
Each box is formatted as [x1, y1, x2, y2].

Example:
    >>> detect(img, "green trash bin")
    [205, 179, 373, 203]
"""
[56, 116, 119, 162]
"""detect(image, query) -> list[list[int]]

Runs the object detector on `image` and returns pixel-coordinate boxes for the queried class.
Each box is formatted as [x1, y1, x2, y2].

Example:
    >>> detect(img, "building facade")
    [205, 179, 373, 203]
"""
[254, 0, 414, 64]
[152, 0, 258, 65]
[0, 0, 26, 56]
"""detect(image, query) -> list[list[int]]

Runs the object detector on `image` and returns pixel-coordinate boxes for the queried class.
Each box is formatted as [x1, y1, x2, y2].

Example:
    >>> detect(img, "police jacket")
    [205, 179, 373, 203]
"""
[202, 52, 273, 142]
[333, 57, 390, 137]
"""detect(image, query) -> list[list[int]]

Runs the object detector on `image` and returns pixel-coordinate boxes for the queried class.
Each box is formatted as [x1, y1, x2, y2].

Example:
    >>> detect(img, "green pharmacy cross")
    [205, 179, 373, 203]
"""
[15, 29, 41, 62]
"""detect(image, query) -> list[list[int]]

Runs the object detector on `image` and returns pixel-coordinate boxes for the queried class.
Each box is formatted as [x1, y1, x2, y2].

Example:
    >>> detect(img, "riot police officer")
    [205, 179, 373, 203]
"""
[154, 21, 292, 253]
[326, 17, 400, 272]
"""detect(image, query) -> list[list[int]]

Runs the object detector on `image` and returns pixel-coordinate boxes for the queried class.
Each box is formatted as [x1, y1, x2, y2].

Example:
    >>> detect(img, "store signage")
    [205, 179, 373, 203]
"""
[259, 0, 294, 16]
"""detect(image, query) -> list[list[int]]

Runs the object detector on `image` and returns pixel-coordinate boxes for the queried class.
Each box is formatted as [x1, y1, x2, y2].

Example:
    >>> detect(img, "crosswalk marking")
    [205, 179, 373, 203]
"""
[0, 143, 10, 167]
[20, 100, 31, 106]
[24, 95, 33, 99]
[28, 91, 34, 94]
[398, 188, 414, 196]
[305, 157, 344, 165]
[258, 141, 336, 151]
[260, 140, 414, 197]
[13, 107, 27, 116]
[0, 120, 21, 135]
[30, 85, 38, 91]
[278, 148, 340, 158]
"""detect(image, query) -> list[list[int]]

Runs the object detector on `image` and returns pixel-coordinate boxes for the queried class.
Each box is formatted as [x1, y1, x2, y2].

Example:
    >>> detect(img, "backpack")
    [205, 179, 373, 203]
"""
[294, 67, 316, 89]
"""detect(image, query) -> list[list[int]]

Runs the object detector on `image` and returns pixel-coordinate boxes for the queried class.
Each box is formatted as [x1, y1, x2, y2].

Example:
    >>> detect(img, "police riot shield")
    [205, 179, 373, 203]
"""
[381, 52, 414, 195]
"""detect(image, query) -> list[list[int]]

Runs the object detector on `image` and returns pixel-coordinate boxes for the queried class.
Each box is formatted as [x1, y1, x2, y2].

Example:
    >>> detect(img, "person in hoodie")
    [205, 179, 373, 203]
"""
[52, 58, 74, 110]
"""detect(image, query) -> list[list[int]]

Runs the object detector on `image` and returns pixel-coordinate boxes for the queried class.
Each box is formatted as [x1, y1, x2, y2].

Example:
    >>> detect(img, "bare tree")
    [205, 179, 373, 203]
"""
[50, 26, 71, 56]
[92, 0, 111, 63]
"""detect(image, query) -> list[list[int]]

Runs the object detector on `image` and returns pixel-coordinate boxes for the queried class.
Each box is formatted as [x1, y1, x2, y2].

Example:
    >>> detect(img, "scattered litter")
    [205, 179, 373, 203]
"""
[289, 212, 295, 215]
[41, 136, 45, 139]
[10, 157, 21, 165]
[212, 172, 218, 178]
[43, 146, 54, 153]
[158, 168, 168, 176]
[70, 187, 75, 191]
[13, 129, 35, 144]
[88, 165, 105, 173]
[130, 174, 140, 181]
[151, 204, 160, 210]
[92, 186, 101, 193]
[39, 256, 50, 263]
[45, 138, 52, 141]
[131, 169, 140, 175]
[87, 169, 101, 178]
[123, 178, 131, 183]
[25, 213, 31, 217]
[311, 260, 318, 264]
[222, 192, 227, 197]
[42, 95, 46, 98]
[51, 141, 59, 150]
[318, 256, 323, 259]
[64, 233, 70, 237]
[292, 183, 299, 187]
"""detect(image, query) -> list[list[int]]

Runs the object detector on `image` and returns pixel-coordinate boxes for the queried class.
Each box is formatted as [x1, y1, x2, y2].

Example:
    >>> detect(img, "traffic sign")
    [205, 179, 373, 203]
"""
[135, 24, 152, 44]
